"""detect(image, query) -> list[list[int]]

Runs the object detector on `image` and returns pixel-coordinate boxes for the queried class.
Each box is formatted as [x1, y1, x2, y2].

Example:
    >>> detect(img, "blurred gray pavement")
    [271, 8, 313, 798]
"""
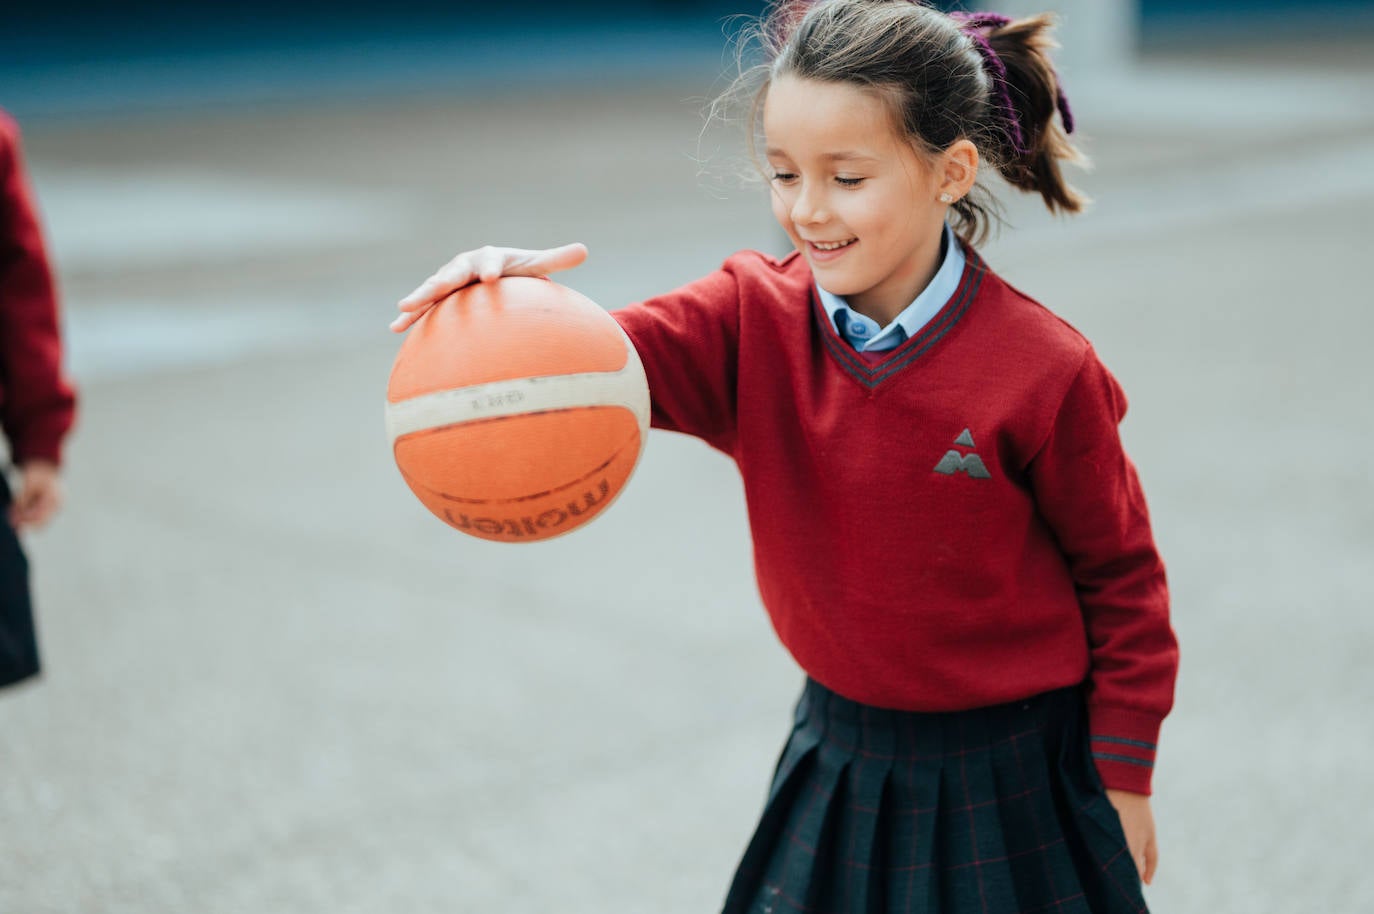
[3, 37, 1374, 913]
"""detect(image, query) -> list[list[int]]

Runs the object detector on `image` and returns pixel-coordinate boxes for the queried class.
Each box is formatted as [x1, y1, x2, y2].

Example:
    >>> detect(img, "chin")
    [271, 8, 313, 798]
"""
[811, 268, 865, 297]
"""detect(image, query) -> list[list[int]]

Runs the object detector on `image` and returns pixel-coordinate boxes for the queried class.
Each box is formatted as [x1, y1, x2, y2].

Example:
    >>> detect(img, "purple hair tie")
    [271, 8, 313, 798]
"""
[948, 10, 1075, 156]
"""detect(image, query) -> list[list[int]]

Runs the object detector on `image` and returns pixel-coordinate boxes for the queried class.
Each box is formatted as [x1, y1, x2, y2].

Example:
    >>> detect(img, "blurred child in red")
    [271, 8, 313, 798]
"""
[0, 107, 77, 689]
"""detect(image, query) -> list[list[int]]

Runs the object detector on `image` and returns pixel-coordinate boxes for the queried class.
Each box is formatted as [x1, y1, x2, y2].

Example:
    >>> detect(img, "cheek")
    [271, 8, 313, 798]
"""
[856, 198, 913, 247]
[845, 196, 887, 234]
[769, 189, 792, 230]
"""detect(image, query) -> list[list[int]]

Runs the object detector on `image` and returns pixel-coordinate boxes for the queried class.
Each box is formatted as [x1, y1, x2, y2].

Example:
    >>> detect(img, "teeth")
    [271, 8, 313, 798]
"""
[812, 239, 855, 251]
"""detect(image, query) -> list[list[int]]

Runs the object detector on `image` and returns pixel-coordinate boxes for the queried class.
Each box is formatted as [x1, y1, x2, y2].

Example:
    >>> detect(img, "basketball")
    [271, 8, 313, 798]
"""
[385, 277, 650, 543]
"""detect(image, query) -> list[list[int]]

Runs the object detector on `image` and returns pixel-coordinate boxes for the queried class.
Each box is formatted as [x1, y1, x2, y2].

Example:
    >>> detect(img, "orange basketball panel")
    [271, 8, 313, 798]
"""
[394, 407, 643, 542]
[394, 407, 639, 501]
[387, 278, 628, 403]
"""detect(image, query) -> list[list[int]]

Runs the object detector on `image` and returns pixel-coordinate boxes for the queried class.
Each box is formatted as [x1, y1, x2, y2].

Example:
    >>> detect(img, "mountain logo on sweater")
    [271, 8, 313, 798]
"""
[933, 428, 991, 479]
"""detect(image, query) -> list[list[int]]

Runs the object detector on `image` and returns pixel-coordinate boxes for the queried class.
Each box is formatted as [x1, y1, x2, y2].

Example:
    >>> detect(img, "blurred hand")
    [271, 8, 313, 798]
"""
[1105, 788, 1158, 885]
[9, 460, 62, 530]
[391, 242, 589, 333]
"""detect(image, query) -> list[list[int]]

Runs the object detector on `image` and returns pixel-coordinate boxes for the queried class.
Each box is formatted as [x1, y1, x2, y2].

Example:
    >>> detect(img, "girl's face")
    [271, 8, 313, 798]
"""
[763, 75, 957, 322]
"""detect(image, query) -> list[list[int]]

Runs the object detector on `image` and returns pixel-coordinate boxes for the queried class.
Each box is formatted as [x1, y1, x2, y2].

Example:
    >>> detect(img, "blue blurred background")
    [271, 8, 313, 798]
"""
[6, 0, 1373, 118]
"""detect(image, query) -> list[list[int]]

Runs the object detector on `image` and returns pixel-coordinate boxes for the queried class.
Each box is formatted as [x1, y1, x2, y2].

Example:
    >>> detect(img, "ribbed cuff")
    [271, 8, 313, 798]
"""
[12, 438, 65, 468]
[10, 415, 73, 467]
[1087, 703, 1164, 796]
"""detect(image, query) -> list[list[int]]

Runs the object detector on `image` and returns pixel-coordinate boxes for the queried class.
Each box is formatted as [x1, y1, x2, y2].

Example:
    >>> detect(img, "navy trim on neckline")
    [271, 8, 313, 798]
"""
[812, 245, 987, 390]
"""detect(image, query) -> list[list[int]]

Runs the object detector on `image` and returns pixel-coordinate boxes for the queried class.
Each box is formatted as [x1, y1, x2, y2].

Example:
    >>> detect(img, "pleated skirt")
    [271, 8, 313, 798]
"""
[721, 678, 1149, 914]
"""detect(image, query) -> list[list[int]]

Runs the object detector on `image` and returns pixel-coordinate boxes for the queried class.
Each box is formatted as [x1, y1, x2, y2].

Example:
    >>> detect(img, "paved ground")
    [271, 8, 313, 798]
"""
[2, 34, 1372, 914]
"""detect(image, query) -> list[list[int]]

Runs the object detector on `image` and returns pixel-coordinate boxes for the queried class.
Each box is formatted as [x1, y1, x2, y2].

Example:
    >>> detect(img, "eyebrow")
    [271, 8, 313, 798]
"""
[764, 148, 879, 162]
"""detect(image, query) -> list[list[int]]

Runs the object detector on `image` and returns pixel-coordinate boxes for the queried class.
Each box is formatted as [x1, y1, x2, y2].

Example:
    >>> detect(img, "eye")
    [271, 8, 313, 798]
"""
[835, 176, 866, 187]
[769, 171, 799, 185]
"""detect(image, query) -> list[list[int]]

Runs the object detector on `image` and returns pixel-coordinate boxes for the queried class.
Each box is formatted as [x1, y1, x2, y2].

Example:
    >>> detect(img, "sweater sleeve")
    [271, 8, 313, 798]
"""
[0, 112, 76, 466]
[611, 262, 741, 455]
[1026, 347, 1178, 795]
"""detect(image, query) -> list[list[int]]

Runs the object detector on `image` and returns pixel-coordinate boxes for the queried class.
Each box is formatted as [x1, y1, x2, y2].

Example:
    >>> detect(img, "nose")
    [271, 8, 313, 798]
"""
[791, 184, 827, 226]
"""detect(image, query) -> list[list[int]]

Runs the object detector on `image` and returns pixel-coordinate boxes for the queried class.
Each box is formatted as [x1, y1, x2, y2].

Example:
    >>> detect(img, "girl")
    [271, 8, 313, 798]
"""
[393, 2, 1178, 911]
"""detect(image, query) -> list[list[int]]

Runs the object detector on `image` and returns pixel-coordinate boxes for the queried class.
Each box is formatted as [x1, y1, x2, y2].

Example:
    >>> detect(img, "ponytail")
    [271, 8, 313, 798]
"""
[969, 12, 1089, 217]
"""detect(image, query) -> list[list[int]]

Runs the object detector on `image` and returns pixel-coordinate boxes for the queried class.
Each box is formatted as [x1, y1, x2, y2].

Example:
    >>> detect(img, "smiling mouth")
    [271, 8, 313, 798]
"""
[809, 238, 857, 251]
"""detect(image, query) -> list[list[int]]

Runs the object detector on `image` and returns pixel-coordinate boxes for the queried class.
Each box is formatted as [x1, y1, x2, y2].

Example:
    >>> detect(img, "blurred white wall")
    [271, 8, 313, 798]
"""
[997, 0, 1138, 79]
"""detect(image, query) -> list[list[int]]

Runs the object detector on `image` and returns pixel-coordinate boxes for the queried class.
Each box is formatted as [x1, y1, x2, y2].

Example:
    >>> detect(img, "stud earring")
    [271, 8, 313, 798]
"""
[939, 192, 955, 204]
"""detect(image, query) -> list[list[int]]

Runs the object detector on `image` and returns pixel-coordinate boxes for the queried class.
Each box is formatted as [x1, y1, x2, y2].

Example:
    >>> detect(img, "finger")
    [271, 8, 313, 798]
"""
[396, 282, 441, 311]
[1129, 839, 1147, 883]
[1142, 837, 1158, 885]
[1116, 825, 1145, 882]
[520, 242, 588, 276]
[390, 306, 430, 333]
[474, 247, 506, 283]
[398, 273, 467, 310]
[398, 257, 478, 309]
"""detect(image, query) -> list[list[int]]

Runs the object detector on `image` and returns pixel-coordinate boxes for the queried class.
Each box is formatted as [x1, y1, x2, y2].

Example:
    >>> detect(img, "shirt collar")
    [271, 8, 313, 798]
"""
[817, 223, 967, 352]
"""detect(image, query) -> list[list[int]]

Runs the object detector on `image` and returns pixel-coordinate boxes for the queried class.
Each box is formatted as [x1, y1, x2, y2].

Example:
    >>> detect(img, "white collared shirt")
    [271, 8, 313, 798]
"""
[816, 222, 966, 353]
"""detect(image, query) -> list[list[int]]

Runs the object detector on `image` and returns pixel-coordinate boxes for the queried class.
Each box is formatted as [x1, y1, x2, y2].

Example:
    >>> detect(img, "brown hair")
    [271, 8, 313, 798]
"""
[718, 0, 1088, 246]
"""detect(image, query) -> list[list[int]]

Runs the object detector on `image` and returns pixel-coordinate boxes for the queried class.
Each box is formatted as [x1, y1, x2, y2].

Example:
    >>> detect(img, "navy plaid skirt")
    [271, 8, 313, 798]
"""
[721, 678, 1148, 914]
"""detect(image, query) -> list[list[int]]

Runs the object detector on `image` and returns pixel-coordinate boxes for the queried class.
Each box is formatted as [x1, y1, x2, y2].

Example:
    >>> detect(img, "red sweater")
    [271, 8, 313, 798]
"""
[0, 110, 75, 466]
[613, 245, 1178, 794]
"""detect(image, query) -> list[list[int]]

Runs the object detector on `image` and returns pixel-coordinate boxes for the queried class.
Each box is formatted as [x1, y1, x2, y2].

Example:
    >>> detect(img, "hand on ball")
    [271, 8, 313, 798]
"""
[391, 243, 589, 333]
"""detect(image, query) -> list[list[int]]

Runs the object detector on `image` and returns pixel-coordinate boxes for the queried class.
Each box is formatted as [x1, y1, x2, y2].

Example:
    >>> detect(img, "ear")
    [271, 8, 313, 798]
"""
[937, 139, 979, 201]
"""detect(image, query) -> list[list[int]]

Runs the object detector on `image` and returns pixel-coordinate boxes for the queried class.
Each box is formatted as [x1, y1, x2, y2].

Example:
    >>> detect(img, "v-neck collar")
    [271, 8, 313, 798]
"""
[811, 242, 987, 390]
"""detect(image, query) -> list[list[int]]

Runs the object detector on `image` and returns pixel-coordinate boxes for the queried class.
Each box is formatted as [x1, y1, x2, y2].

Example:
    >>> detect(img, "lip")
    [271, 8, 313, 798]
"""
[805, 238, 858, 263]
